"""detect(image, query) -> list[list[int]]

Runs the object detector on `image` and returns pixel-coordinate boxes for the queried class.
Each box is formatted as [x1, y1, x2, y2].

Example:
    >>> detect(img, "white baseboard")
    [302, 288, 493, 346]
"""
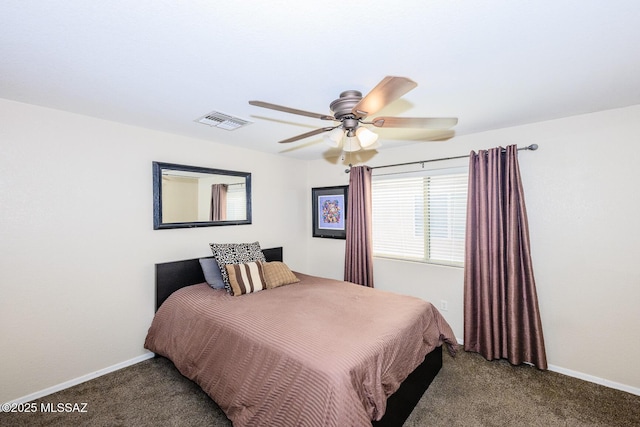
[454, 338, 639, 396]
[547, 364, 640, 396]
[3, 352, 155, 406]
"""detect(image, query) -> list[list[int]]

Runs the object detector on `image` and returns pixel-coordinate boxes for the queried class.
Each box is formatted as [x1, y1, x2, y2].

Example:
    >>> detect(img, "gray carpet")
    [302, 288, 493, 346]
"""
[2, 349, 639, 426]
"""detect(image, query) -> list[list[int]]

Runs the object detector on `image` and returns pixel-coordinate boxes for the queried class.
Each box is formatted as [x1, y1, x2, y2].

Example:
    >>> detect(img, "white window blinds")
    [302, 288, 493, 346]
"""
[226, 184, 246, 220]
[371, 170, 468, 266]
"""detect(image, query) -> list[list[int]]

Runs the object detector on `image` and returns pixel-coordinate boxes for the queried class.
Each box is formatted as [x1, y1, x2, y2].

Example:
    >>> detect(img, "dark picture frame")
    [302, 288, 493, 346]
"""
[312, 186, 348, 239]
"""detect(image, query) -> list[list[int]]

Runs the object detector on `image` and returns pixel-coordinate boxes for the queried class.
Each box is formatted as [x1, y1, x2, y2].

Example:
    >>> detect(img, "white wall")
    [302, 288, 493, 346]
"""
[3, 98, 638, 402]
[0, 98, 309, 403]
[307, 105, 640, 393]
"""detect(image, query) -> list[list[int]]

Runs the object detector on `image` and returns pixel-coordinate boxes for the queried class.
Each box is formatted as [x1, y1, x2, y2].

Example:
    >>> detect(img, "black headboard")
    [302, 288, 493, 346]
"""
[155, 247, 283, 310]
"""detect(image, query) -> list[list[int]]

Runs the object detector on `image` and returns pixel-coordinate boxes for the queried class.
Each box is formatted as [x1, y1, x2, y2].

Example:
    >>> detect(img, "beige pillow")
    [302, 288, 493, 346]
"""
[262, 261, 300, 289]
[225, 262, 266, 296]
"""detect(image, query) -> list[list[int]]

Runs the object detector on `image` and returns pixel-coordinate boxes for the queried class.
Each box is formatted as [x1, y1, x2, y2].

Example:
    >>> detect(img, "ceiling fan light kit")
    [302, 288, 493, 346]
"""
[322, 126, 379, 151]
[343, 136, 362, 152]
[355, 127, 379, 148]
[323, 127, 345, 148]
[249, 76, 458, 154]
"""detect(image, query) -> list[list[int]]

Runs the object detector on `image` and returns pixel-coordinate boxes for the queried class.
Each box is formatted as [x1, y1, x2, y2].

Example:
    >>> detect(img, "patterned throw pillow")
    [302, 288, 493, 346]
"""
[262, 261, 300, 289]
[225, 262, 266, 296]
[209, 242, 266, 291]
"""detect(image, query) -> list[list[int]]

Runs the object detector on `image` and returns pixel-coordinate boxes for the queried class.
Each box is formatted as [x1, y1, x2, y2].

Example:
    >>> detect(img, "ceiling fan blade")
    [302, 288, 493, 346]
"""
[371, 117, 458, 129]
[249, 100, 335, 121]
[351, 76, 418, 118]
[375, 128, 456, 141]
[279, 127, 336, 144]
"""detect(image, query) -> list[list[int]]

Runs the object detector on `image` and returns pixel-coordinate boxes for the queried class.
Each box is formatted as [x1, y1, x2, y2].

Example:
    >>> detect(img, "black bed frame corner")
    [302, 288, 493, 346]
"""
[372, 345, 443, 427]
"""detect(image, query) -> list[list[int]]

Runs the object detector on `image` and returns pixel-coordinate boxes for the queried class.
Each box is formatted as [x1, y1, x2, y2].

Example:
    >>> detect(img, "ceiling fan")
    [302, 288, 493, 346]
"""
[249, 76, 458, 152]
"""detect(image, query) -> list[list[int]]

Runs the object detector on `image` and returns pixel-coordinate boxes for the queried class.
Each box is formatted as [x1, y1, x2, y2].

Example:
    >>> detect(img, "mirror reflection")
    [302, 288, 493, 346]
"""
[153, 162, 252, 229]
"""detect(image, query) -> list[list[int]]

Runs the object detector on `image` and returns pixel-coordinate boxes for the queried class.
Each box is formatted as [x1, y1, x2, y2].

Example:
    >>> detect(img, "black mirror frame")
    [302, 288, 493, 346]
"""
[153, 161, 252, 229]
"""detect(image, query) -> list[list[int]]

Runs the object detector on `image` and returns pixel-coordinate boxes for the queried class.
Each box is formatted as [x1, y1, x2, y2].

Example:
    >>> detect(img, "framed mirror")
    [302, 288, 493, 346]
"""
[153, 162, 252, 229]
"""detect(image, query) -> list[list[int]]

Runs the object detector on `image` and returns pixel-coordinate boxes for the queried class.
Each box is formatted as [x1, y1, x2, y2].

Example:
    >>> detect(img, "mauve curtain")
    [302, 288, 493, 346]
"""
[344, 165, 374, 288]
[464, 145, 547, 369]
[210, 184, 228, 221]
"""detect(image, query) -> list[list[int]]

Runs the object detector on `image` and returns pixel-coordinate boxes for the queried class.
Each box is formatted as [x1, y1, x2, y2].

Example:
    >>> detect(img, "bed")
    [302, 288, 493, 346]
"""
[145, 246, 457, 427]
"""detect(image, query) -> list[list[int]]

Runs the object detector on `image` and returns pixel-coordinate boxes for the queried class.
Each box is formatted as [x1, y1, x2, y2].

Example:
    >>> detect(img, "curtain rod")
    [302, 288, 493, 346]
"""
[345, 144, 538, 173]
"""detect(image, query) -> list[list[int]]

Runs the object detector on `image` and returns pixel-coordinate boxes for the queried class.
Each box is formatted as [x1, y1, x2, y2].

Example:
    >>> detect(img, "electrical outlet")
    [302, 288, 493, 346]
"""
[440, 300, 448, 311]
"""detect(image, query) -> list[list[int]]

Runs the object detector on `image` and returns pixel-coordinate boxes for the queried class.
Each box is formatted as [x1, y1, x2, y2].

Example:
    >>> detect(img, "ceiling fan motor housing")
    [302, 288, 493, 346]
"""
[330, 90, 363, 119]
[330, 90, 364, 134]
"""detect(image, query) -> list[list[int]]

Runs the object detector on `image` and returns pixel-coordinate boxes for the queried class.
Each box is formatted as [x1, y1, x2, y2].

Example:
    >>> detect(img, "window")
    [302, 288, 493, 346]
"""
[226, 183, 247, 220]
[371, 169, 468, 266]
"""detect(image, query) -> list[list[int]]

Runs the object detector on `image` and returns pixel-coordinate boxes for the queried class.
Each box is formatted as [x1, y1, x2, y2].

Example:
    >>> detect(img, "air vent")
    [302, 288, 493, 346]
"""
[195, 111, 252, 131]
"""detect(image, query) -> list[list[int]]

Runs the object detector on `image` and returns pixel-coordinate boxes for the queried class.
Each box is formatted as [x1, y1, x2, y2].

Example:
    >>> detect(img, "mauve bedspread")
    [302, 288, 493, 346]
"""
[144, 273, 457, 427]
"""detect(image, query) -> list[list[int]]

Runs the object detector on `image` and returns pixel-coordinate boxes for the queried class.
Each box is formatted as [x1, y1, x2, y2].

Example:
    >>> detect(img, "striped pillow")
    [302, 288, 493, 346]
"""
[225, 262, 267, 296]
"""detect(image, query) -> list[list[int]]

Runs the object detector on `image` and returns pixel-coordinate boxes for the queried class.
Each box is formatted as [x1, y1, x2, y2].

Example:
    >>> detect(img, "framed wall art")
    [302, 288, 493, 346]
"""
[312, 185, 348, 239]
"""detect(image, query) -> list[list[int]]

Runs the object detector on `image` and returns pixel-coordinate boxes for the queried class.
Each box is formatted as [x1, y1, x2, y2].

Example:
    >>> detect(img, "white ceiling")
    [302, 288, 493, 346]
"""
[2, 1, 639, 160]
